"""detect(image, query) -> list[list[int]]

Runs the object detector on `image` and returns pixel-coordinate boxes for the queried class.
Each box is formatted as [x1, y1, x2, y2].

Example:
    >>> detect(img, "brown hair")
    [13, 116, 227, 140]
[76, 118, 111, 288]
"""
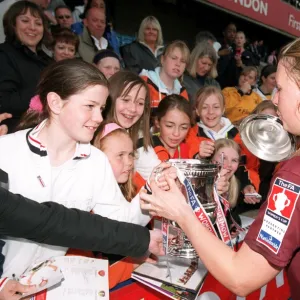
[195, 86, 224, 111]
[93, 123, 136, 201]
[51, 28, 80, 52]
[105, 71, 152, 150]
[3, 0, 48, 45]
[213, 138, 241, 208]
[251, 101, 278, 115]
[156, 94, 193, 125]
[240, 66, 258, 80]
[17, 59, 108, 130]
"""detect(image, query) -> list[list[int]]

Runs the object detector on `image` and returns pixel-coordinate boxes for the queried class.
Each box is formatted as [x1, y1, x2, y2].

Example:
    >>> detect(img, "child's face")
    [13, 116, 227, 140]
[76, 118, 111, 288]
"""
[262, 72, 276, 92]
[158, 108, 190, 150]
[212, 147, 239, 179]
[103, 133, 134, 184]
[197, 94, 224, 131]
[55, 84, 108, 143]
[96, 57, 120, 79]
[115, 84, 146, 129]
[238, 71, 257, 87]
[161, 47, 187, 80]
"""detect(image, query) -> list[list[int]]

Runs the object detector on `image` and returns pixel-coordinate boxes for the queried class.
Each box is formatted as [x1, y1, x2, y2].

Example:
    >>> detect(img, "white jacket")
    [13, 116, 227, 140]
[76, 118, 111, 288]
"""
[0, 122, 150, 277]
[198, 117, 234, 140]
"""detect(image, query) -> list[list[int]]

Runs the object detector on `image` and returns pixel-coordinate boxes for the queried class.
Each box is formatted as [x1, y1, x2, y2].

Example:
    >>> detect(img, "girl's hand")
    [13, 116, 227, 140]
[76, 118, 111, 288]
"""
[239, 82, 251, 94]
[199, 140, 215, 158]
[140, 175, 192, 223]
[243, 185, 261, 204]
[216, 169, 230, 195]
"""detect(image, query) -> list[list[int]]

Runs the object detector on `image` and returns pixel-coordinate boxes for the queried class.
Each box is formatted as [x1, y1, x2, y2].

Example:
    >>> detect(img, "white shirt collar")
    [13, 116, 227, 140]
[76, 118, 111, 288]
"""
[27, 119, 91, 159]
[91, 36, 108, 50]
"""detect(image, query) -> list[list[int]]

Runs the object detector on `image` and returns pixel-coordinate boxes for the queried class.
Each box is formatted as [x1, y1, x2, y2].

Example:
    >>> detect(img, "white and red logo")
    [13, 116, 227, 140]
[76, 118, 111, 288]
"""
[257, 177, 300, 253]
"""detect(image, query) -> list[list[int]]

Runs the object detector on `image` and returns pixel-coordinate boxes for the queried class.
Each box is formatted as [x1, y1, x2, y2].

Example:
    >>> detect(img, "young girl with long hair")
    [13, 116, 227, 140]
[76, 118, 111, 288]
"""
[93, 122, 136, 201]
[152, 94, 192, 160]
[211, 139, 242, 235]
[0, 59, 151, 279]
[140, 40, 190, 116]
[186, 85, 260, 203]
[105, 71, 161, 179]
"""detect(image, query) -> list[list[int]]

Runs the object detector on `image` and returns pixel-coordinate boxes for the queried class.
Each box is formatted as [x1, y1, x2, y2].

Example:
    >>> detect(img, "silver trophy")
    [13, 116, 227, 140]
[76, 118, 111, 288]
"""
[166, 159, 219, 259]
[239, 114, 296, 162]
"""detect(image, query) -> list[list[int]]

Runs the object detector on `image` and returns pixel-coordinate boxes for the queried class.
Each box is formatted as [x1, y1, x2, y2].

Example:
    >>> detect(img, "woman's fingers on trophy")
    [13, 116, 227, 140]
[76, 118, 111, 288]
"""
[153, 164, 178, 190]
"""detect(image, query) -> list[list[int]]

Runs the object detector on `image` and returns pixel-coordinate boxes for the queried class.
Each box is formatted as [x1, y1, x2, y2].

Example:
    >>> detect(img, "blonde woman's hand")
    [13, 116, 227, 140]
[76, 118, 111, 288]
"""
[216, 169, 230, 195]
[199, 140, 215, 158]
[0, 113, 12, 136]
[140, 174, 192, 223]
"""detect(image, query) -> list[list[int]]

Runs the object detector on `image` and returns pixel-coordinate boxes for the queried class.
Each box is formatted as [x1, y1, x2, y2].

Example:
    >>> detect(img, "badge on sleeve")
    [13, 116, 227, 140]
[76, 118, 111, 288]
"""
[256, 177, 300, 254]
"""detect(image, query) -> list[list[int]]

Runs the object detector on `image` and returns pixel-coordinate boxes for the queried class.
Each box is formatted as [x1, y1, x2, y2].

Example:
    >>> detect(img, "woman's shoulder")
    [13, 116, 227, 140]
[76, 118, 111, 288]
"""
[0, 42, 15, 51]
[277, 156, 300, 177]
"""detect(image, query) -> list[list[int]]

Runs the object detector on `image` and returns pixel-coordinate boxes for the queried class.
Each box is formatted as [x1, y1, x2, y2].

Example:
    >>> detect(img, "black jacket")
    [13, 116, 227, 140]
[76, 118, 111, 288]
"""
[0, 187, 149, 258]
[217, 49, 257, 89]
[0, 42, 50, 132]
[121, 41, 163, 74]
[183, 73, 220, 107]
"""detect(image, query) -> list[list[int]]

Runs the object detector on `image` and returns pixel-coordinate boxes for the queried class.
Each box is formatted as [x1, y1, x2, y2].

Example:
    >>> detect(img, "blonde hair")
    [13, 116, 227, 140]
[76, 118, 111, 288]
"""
[279, 38, 300, 85]
[195, 85, 224, 111]
[138, 16, 163, 47]
[213, 139, 241, 208]
[251, 101, 277, 115]
[187, 41, 218, 79]
[93, 125, 136, 202]
[162, 40, 190, 64]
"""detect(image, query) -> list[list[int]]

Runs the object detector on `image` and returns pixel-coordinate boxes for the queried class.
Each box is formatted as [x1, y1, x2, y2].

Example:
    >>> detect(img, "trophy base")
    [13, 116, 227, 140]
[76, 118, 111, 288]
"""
[167, 227, 198, 259]
[168, 247, 198, 259]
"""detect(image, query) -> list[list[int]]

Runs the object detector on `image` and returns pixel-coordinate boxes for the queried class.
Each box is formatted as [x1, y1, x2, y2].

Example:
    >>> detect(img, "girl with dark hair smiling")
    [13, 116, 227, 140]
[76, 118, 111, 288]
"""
[0, 59, 153, 280]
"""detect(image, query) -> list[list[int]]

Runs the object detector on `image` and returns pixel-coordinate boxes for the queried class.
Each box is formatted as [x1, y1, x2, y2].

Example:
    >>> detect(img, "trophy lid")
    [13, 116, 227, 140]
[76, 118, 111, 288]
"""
[239, 114, 296, 162]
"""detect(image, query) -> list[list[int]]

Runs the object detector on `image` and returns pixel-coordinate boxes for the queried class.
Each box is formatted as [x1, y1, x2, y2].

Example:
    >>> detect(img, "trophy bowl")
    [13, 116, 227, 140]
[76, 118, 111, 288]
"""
[239, 114, 296, 162]
[166, 159, 219, 259]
